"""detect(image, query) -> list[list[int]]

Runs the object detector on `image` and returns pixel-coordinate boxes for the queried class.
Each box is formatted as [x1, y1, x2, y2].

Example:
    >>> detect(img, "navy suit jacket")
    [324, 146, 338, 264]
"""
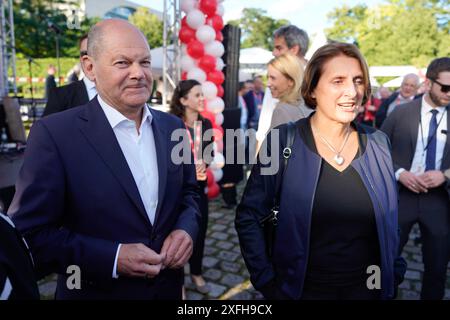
[243, 90, 264, 128]
[8, 98, 200, 299]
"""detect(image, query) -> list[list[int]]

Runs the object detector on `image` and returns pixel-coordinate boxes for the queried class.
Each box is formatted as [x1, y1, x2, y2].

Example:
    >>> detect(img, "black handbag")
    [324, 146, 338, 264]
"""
[259, 122, 296, 258]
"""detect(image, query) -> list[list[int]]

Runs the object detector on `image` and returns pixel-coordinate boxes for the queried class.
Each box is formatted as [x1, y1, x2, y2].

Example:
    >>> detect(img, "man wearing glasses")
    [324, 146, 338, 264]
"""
[381, 57, 450, 299]
[43, 34, 97, 116]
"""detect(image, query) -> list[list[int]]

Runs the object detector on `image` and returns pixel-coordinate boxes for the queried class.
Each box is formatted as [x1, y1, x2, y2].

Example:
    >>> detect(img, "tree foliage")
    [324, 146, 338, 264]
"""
[325, 0, 449, 67]
[13, 0, 99, 59]
[228, 8, 290, 49]
[128, 7, 164, 49]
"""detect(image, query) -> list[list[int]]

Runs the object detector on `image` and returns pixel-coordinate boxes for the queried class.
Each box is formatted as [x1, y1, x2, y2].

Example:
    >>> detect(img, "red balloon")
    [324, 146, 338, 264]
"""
[201, 110, 216, 125]
[179, 26, 196, 44]
[181, 16, 188, 27]
[187, 40, 205, 59]
[206, 169, 214, 186]
[207, 182, 220, 199]
[181, 71, 187, 80]
[199, 0, 218, 17]
[198, 54, 217, 73]
[216, 85, 224, 97]
[206, 15, 224, 31]
[207, 70, 225, 85]
[213, 127, 223, 140]
[215, 30, 223, 42]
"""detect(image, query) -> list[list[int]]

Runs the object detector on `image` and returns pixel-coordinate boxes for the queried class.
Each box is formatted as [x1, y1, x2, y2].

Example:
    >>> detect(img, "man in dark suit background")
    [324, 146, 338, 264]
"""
[8, 19, 200, 300]
[243, 76, 265, 130]
[43, 34, 96, 117]
[381, 57, 450, 299]
[375, 73, 421, 128]
[44, 65, 57, 100]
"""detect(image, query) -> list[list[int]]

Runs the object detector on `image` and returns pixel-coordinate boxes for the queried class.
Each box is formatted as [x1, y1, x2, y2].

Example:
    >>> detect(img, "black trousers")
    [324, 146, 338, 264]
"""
[189, 182, 209, 275]
[398, 186, 450, 300]
[301, 281, 381, 300]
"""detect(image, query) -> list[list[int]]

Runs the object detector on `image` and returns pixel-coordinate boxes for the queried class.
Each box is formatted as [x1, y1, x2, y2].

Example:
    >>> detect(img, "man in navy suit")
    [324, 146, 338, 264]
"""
[243, 76, 265, 130]
[8, 19, 200, 300]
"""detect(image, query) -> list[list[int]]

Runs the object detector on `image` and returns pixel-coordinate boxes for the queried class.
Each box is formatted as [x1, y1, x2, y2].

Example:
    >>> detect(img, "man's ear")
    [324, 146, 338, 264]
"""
[81, 56, 95, 82]
[289, 45, 301, 57]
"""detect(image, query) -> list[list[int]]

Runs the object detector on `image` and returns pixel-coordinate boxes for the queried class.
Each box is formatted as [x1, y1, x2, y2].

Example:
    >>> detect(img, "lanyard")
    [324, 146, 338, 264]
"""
[419, 107, 447, 154]
[185, 121, 202, 163]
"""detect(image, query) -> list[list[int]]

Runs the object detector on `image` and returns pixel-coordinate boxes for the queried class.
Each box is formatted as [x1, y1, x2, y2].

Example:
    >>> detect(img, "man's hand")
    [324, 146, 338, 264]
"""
[117, 243, 165, 278]
[418, 170, 446, 189]
[399, 171, 428, 193]
[160, 230, 193, 269]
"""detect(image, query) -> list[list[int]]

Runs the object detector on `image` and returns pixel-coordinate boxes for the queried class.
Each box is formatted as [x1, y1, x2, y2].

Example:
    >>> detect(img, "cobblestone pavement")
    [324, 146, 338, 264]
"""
[38, 182, 450, 300]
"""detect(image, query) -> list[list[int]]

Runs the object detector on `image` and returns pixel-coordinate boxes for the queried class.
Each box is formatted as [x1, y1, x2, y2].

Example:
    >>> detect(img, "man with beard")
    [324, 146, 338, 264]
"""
[381, 57, 450, 299]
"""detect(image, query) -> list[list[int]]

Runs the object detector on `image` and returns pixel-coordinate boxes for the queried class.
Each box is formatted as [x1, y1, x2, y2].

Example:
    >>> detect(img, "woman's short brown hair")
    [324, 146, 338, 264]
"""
[301, 42, 371, 108]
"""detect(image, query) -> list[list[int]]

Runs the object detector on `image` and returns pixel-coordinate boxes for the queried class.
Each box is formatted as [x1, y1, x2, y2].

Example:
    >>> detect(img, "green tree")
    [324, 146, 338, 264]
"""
[13, 0, 99, 59]
[128, 7, 163, 49]
[325, 0, 449, 67]
[228, 8, 289, 50]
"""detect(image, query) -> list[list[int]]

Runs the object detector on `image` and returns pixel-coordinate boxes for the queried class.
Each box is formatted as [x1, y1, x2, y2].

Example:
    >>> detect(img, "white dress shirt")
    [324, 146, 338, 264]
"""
[82, 77, 97, 100]
[395, 96, 448, 179]
[98, 95, 159, 278]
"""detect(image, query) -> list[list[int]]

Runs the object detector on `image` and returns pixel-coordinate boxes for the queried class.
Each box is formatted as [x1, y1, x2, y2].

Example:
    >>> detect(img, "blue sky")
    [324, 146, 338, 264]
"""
[133, 0, 386, 36]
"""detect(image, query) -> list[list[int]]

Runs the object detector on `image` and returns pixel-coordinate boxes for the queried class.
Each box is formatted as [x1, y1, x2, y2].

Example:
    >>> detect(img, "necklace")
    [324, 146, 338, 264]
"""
[311, 122, 351, 166]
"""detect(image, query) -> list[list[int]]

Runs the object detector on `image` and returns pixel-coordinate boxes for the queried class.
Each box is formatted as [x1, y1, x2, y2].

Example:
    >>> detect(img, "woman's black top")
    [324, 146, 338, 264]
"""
[301, 120, 380, 287]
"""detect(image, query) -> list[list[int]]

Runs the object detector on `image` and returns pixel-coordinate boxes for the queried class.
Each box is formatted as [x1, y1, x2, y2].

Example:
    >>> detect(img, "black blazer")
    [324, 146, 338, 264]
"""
[243, 90, 264, 128]
[380, 98, 450, 175]
[43, 80, 89, 117]
[0, 213, 39, 300]
[375, 92, 422, 128]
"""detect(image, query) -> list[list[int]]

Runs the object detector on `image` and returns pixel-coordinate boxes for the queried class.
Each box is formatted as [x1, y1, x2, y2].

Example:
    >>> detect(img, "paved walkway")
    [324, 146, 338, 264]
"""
[38, 182, 450, 300]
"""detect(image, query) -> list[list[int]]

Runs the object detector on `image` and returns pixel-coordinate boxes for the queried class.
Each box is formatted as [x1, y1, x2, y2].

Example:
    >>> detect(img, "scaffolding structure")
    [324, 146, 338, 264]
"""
[0, 0, 17, 100]
[162, 0, 181, 107]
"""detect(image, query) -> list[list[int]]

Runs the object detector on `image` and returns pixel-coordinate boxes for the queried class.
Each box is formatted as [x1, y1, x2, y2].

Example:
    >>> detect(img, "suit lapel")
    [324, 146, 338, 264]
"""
[441, 107, 450, 168]
[150, 109, 168, 226]
[409, 99, 422, 157]
[77, 99, 151, 226]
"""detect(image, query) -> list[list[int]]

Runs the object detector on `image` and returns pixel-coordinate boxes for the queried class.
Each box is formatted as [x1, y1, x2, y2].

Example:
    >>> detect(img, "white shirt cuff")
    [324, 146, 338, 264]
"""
[395, 168, 406, 181]
[112, 243, 121, 279]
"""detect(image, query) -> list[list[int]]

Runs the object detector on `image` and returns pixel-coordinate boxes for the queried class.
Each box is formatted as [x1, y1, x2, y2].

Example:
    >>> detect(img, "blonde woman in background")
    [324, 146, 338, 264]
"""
[267, 53, 312, 130]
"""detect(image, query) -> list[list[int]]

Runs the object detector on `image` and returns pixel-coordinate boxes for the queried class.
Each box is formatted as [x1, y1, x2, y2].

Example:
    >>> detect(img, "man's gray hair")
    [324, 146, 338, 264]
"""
[273, 25, 309, 57]
[87, 23, 103, 59]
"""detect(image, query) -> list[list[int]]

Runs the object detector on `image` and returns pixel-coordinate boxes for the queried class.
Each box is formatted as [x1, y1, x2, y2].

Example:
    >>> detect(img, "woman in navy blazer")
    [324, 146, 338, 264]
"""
[236, 43, 406, 300]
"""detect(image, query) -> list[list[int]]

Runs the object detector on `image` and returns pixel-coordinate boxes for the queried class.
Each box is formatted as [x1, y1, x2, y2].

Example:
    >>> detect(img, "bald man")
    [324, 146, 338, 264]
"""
[375, 73, 421, 128]
[8, 19, 200, 300]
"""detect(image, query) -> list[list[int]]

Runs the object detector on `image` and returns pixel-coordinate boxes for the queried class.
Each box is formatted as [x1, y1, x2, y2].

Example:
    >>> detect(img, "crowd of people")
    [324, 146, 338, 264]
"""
[1, 18, 449, 301]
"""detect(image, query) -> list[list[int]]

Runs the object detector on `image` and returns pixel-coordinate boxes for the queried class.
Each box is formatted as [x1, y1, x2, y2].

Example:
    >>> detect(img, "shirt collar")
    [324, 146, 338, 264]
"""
[83, 76, 96, 91]
[421, 95, 446, 116]
[97, 95, 152, 130]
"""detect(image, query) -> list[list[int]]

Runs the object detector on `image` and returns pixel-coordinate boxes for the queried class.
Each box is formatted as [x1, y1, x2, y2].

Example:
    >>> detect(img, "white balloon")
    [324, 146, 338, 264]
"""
[186, 9, 205, 30]
[210, 152, 225, 169]
[196, 25, 216, 44]
[207, 97, 225, 114]
[215, 113, 224, 126]
[201, 81, 218, 100]
[181, 54, 196, 72]
[216, 57, 225, 71]
[187, 67, 207, 83]
[181, 0, 196, 13]
[216, 4, 225, 16]
[205, 41, 225, 58]
[212, 168, 223, 182]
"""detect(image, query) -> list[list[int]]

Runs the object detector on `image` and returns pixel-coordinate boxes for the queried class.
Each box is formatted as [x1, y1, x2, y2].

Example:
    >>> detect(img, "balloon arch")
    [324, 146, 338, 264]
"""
[179, 0, 226, 199]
